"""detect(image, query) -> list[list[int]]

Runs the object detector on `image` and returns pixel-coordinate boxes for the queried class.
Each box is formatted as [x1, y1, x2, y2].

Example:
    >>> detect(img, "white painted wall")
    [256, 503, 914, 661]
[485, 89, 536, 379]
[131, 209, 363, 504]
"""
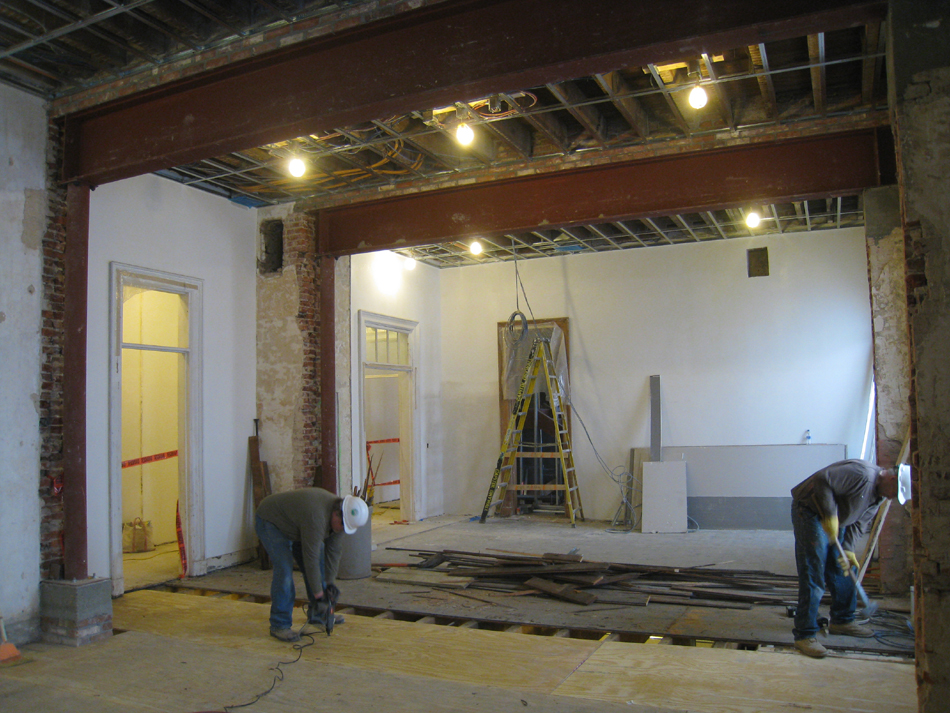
[88, 174, 258, 577]
[349, 252, 444, 519]
[440, 228, 874, 521]
[0, 84, 46, 643]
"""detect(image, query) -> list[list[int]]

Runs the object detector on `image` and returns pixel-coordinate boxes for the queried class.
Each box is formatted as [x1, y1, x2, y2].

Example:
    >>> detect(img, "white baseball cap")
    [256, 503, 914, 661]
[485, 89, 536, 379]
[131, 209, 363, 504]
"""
[897, 464, 912, 505]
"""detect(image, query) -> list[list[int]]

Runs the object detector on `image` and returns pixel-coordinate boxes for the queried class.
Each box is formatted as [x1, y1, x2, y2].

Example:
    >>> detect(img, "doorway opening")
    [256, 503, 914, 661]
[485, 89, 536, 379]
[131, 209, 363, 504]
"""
[358, 311, 418, 522]
[110, 264, 204, 595]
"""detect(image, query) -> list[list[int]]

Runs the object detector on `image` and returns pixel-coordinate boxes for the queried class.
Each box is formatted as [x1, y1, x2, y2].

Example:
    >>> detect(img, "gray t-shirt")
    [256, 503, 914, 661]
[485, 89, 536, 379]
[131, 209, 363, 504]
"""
[791, 459, 884, 550]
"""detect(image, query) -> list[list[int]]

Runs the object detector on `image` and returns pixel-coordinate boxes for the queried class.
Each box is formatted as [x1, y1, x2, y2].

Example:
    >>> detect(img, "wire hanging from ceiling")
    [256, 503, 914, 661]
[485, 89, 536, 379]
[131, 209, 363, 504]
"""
[503, 253, 639, 531]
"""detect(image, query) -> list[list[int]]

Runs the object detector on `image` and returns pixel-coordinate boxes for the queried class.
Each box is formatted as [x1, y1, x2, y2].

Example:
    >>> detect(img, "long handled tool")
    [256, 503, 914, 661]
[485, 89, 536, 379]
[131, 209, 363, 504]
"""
[831, 537, 876, 615]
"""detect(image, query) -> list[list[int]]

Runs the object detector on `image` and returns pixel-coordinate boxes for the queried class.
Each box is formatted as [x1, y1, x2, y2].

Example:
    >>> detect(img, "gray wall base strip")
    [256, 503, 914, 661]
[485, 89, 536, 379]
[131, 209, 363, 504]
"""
[687, 496, 793, 530]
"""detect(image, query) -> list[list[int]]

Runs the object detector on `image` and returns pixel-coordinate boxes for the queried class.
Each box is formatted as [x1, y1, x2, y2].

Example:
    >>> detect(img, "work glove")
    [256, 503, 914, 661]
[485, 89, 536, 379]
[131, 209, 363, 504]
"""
[821, 514, 839, 541]
[837, 549, 860, 573]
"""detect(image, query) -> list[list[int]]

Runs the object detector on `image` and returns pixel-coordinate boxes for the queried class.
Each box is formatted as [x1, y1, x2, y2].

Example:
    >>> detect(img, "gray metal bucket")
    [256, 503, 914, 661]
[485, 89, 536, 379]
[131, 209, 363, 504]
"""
[337, 507, 372, 579]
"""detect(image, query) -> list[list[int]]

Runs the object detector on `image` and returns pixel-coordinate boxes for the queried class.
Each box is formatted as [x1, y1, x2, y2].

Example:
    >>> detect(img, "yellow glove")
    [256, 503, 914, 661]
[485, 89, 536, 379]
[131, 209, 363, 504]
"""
[837, 550, 860, 573]
[821, 515, 839, 541]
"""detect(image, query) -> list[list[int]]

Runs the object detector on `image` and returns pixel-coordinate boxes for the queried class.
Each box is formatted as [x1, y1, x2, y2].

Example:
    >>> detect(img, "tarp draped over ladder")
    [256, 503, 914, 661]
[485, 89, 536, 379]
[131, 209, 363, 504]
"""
[480, 337, 584, 526]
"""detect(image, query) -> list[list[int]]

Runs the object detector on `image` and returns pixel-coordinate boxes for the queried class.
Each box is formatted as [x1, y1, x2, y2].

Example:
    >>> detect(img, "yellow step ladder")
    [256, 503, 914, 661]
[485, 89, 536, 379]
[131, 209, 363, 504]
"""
[480, 337, 584, 526]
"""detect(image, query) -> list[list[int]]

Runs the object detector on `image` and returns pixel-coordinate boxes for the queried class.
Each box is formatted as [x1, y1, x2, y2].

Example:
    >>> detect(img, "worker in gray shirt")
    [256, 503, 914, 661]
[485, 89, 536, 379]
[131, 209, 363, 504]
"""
[790, 459, 910, 658]
[256, 488, 368, 641]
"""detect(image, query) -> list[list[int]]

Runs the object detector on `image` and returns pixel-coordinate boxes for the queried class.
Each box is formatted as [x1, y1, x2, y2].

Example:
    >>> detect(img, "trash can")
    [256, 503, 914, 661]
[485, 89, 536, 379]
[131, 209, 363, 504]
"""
[337, 507, 372, 579]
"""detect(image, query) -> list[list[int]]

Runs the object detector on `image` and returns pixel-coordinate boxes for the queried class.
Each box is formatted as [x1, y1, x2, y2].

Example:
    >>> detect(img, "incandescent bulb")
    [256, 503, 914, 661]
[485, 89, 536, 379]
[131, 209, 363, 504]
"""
[288, 157, 306, 177]
[688, 85, 708, 109]
[746, 211, 761, 228]
[456, 122, 474, 146]
[404, 256, 416, 271]
[470, 240, 483, 255]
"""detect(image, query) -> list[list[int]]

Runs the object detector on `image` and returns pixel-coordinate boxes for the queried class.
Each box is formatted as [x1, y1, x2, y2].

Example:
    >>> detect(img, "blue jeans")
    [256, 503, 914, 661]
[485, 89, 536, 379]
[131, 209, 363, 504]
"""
[255, 516, 324, 630]
[791, 502, 857, 640]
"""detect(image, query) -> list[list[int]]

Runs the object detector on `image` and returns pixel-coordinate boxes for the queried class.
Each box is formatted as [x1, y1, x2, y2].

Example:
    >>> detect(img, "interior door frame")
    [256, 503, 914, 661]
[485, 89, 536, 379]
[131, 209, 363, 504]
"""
[109, 262, 205, 595]
[357, 310, 420, 521]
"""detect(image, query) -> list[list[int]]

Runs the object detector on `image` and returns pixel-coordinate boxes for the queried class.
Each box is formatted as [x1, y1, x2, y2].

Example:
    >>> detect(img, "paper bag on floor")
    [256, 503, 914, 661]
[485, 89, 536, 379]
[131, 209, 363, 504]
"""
[122, 517, 155, 553]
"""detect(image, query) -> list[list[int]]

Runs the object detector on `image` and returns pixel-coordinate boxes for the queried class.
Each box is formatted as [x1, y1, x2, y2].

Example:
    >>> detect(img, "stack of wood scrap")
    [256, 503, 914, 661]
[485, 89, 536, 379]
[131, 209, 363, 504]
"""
[378, 548, 800, 610]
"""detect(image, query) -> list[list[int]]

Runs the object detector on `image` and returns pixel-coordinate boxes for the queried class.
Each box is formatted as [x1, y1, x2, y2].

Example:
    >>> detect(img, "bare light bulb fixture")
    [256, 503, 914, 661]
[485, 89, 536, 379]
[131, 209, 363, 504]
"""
[456, 122, 474, 146]
[688, 85, 708, 109]
[288, 157, 306, 177]
[746, 211, 761, 228]
[403, 256, 417, 271]
[470, 240, 483, 255]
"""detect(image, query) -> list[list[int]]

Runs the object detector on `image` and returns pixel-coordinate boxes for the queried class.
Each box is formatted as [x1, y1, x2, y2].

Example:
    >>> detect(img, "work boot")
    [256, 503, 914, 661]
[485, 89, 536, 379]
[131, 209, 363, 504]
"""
[794, 637, 828, 658]
[270, 627, 301, 642]
[829, 621, 875, 637]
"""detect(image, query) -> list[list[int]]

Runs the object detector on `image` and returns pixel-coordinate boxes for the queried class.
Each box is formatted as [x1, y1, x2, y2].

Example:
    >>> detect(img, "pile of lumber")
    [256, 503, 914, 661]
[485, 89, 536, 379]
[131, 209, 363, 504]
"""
[381, 548, 801, 610]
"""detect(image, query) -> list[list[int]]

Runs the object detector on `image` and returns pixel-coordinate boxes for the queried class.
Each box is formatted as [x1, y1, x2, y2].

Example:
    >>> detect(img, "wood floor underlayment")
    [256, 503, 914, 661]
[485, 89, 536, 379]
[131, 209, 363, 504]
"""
[0, 589, 916, 713]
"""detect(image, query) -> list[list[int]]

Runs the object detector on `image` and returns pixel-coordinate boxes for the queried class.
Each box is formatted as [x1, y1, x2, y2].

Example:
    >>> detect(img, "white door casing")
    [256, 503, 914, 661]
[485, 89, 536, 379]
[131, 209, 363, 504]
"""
[109, 263, 205, 595]
[357, 310, 420, 521]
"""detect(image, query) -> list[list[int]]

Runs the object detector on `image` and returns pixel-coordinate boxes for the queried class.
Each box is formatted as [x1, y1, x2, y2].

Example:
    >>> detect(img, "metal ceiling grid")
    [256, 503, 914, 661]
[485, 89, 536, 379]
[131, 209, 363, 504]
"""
[0, 2, 881, 267]
[0, 0, 351, 97]
[153, 23, 886, 210]
[395, 196, 865, 269]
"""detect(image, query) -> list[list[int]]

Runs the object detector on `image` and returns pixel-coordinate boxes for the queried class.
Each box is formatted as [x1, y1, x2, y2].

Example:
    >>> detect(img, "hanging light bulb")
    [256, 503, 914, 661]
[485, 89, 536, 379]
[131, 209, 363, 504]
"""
[456, 122, 474, 146]
[470, 240, 483, 255]
[746, 211, 761, 228]
[403, 256, 416, 271]
[288, 157, 306, 177]
[688, 85, 708, 109]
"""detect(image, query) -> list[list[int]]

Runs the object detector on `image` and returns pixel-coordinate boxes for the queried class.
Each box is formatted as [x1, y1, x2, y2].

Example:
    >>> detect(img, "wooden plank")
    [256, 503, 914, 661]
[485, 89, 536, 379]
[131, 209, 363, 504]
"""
[644, 595, 752, 610]
[554, 640, 915, 713]
[456, 563, 608, 578]
[525, 577, 597, 605]
[376, 569, 472, 589]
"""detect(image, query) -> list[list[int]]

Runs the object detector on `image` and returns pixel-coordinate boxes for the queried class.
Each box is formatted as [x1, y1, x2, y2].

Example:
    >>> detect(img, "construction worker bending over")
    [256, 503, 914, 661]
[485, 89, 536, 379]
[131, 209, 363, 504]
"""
[789, 459, 911, 658]
[255, 488, 369, 642]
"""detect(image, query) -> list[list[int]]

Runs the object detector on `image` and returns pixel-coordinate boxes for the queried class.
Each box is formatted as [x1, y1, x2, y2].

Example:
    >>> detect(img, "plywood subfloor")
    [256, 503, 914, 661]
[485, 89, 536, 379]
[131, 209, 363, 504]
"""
[114, 590, 598, 694]
[555, 640, 916, 713]
[105, 590, 915, 713]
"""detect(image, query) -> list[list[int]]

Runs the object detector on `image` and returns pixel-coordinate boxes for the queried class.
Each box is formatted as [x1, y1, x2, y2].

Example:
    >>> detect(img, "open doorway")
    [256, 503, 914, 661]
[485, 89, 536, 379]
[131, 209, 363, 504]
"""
[358, 311, 418, 522]
[110, 264, 204, 595]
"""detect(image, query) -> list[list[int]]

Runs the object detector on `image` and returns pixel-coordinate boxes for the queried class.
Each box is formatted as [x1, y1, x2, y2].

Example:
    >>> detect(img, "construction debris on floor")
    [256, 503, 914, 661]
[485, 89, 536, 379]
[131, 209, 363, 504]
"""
[379, 548, 801, 610]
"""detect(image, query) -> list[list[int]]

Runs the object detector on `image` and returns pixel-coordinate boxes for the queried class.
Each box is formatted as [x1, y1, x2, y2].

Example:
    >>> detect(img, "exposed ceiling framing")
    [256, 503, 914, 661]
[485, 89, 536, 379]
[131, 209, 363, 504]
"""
[1, 0, 890, 268]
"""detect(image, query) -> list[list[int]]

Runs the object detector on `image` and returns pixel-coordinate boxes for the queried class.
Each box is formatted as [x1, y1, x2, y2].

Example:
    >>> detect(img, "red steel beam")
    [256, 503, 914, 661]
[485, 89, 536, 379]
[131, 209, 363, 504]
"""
[63, 183, 90, 581]
[62, 0, 886, 186]
[319, 130, 881, 255]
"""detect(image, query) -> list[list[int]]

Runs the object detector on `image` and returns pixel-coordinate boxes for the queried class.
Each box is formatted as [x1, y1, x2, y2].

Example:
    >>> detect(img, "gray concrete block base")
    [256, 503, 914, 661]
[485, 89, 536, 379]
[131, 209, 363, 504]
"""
[40, 578, 113, 646]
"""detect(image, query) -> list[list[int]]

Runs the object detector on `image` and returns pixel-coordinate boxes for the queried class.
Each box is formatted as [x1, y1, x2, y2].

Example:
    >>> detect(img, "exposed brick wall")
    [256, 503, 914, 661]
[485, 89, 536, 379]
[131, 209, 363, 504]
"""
[48, 0, 449, 117]
[39, 119, 67, 580]
[283, 212, 321, 488]
[891, 45, 950, 710]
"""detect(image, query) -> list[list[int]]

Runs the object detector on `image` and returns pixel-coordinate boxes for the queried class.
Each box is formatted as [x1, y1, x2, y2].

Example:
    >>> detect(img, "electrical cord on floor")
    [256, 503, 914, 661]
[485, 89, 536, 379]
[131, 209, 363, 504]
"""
[219, 634, 316, 712]
[867, 609, 916, 651]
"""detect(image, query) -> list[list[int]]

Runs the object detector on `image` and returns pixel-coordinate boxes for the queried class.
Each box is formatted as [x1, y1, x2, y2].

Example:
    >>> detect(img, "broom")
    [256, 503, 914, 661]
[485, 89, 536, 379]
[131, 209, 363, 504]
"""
[0, 615, 22, 664]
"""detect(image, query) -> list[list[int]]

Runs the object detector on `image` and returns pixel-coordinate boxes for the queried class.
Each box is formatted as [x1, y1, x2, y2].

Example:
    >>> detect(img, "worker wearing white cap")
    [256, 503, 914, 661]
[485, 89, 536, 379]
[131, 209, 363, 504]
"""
[789, 459, 911, 658]
[256, 488, 369, 642]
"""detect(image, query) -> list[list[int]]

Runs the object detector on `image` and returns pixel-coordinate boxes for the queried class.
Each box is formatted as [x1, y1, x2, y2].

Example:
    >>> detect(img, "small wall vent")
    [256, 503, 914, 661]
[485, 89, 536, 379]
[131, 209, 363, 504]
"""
[259, 220, 284, 274]
[747, 247, 769, 277]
